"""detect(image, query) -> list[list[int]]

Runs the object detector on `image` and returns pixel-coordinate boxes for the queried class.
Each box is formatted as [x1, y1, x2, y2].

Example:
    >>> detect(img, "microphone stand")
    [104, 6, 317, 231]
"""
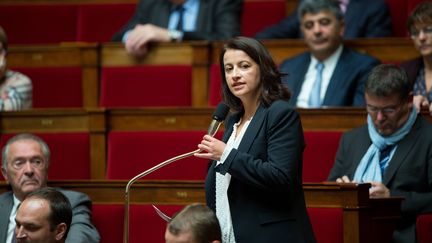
[123, 120, 223, 243]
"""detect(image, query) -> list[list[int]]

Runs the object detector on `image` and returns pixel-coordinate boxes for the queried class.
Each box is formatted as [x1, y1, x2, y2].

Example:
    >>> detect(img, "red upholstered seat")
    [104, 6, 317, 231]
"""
[307, 207, 343, 243]
[76, 4, 135, 42]
[0, 4, 77, 44]
[13, 67, 83, 108]
[106, 131, 218, 180]
[303, 131, 342, 182]
[92, 204, 184, 243]
[241, 0, 286, 37]
[417, 213, 432, 243]
[0, 133, 90, 180]
[100, 66, 192, 107]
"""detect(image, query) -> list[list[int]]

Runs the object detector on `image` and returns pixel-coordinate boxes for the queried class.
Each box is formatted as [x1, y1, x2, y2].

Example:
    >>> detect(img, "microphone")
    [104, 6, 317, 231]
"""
[207, 102, 230, 136]
[123, 103, 230, 243]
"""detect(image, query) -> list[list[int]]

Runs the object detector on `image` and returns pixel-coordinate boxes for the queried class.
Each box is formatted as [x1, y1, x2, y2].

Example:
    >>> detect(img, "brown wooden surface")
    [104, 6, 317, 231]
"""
[8, 43, 100, 107]
[0, 180, 401, 243]
[212, 38, 419, 64]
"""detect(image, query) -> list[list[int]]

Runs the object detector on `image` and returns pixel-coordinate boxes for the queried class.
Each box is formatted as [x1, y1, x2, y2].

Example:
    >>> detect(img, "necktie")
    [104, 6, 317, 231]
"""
[379, 145, 394, 176]
[309, 62, 324, 108]
[175, 5, 185, 31]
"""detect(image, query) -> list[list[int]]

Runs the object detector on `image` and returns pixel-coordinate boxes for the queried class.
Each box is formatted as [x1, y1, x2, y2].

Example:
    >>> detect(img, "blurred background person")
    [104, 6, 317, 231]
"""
[195, 37, 315, 243]
[401, 1, 432, 115]
[255, 0, 392, 39]
[112, 0, 243, 57]
[0, 26, 32, 111]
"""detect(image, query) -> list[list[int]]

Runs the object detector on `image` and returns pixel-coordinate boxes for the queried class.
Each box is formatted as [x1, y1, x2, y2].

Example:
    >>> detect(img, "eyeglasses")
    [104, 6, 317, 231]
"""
[11, 157, 46, 170]
[366, 104, 400, 116]
[410, 26, 432, 39]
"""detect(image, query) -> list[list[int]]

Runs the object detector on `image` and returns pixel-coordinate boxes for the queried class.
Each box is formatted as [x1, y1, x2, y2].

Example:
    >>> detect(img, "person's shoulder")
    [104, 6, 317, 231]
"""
[267, 100, 296, 117]
[280, 52, 310, 68]
[6, 70, 32, 84]
[342, 124, 368, 138]
[0, 191, 12, 201]
[343, 47, 379, 62]
[58, 188, 91, 201]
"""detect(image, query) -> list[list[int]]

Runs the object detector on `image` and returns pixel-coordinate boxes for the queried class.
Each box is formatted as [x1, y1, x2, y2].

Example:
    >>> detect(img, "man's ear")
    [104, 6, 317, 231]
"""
[1, 167, 9, 184]
[55, 223, 68, 241]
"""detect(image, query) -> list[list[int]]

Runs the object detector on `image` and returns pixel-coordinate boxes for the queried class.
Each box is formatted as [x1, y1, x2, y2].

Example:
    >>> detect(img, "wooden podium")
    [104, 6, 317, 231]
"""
[304, 182, 402, 243]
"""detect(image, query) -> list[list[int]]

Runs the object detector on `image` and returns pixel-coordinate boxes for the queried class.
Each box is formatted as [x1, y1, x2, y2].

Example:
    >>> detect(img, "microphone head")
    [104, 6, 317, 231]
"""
[212, 103, 230, 121]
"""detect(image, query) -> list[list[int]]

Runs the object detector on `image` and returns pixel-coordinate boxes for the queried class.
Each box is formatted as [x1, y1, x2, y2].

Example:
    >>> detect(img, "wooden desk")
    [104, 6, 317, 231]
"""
[8, 43, 99, 107]
[0, 180, 401, 243]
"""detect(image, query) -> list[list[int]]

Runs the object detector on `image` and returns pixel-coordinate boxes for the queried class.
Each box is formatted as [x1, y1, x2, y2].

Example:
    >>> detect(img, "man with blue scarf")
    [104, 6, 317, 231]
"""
[328, 64, 432, 243]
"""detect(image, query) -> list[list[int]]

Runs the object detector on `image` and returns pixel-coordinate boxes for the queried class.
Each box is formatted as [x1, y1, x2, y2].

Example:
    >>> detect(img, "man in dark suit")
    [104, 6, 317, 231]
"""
[112, 0, 242, 57]
[328, 64, 432, 243]
[279, 0, 379, 107]
[0, 134, 100, 243]
[255, 0, 392, 39]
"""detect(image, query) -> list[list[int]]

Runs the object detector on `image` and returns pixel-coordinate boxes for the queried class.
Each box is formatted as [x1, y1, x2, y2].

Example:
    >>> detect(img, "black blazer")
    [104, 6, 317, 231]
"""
[205, 100, 316, 243]
[255, 0, 392, 39]
[112, 0, 242, 41]
[328, 116, 432, 243]
[279, 46, 380, 107]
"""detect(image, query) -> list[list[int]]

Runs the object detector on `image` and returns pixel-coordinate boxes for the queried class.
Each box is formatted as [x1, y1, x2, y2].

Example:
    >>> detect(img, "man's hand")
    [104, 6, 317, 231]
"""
[336, 175, 353, 183]
[413, 95, 432, 114]
[369, 182, 390, 198]
[125, 24, 171, 57]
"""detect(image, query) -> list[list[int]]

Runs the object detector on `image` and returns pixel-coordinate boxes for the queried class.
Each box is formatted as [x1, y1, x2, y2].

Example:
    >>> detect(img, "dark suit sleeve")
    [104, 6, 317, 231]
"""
[254, 11, 301, 39]
[62, 190, 100, 243]
[217, 102, 304, 191]
[183, 0, 242, 40]
[358, 0, 392, 38]
[327, 132, 354, 181]
[111, 0, 153, 42]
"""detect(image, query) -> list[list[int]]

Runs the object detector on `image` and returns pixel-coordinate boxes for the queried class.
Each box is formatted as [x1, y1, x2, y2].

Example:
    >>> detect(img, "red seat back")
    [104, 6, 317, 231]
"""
[417, 213, 432, 243]
[100, 66, 192, 107]
[76, 4, 135, 42]
[0, 133, 90, 180]
[0, 4, 77, 44]
[241, 0, 286, 37]
[106, 131, 222, 180]
[13, 67, 83, 108]
[303, 131, 342, 182]
[92, 204, 184, 243]
[307, 207, 343, 243]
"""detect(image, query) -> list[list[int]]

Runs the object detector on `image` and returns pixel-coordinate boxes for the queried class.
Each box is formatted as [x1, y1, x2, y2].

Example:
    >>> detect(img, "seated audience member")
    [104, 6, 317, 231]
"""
[0, 133, 100, 243]
[328, 64, 432, 243]
[0, 26, 32, 111]
[165, 203, 221, 243]
[112, 0, 243, 57]
[255, 0, 392, 39]
[15, 187, 72, 243]
[279, 0, 380, 108]
[401, 2, 432, 115]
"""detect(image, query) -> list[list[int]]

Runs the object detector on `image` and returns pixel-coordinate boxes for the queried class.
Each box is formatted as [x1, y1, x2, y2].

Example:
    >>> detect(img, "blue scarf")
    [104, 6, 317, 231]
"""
[353, 107, 417, 183]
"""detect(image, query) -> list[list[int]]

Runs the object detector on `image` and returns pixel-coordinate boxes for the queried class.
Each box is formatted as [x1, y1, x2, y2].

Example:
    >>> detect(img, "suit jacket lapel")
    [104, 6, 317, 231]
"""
[322, 47, 347, 105]
[383, 117, 422, 185]
[237, 105, 266, 152]
[156, 1, 173, 27]
[289, 54, 310, 106]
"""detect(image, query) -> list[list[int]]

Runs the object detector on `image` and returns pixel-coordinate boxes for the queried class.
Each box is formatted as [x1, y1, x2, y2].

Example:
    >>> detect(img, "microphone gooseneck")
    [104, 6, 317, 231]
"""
[123, 103, 229, 243]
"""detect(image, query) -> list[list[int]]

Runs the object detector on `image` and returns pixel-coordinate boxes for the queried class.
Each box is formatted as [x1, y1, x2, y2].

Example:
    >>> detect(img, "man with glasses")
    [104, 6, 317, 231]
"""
[328, 64, 432, 243]
[401, 2, 432, 115]
[0, 133, 100, 243]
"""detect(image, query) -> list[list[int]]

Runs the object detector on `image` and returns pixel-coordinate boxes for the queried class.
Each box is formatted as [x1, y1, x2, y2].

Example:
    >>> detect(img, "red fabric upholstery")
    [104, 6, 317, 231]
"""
[208, 64, 222, 107]
[12, 67, 83, 108]
[303, 131, 342, 182]
[92, 204, 184, 243]
[417, 213, 432, 243]
[106, 131, 223, 180]
[241, 0, 286, 37]
[307, 207, 343, 243]
[76, 4, 135, 42]
[386, 0, 409, 37]
[0, 133, 90, 180]
[100, 66, 192, 107]
[0, 5, 77, 44]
